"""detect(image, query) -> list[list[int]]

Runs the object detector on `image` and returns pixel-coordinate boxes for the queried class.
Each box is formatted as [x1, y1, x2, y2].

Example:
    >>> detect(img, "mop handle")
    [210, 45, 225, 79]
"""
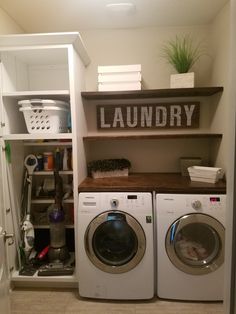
[26, 176, 33, 217]
[24, 155, 38, 217]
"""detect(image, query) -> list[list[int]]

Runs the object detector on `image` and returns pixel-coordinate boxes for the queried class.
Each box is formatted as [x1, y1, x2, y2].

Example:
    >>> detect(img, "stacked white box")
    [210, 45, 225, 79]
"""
[188, 166, 224, 183]
[98, 64, 141, 91]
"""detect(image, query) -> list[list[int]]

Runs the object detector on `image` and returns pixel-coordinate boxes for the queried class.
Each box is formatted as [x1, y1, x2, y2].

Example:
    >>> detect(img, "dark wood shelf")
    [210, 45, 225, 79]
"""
[81, 87, 223, 100]
[78, 173, 226, 193]
[83, 133, 223, 141]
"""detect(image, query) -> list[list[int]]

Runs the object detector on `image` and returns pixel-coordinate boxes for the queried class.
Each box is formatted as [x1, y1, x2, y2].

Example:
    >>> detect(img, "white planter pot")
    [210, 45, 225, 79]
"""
[170, 72, 195, 88]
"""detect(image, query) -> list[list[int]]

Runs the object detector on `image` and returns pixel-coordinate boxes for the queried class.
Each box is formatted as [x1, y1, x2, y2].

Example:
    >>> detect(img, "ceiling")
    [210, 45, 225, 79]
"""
[0, 0, 229, 32]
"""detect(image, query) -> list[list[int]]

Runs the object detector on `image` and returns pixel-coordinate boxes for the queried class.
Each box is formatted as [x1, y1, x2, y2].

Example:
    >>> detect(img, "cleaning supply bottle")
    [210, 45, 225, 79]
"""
[63, 148, 68, 171]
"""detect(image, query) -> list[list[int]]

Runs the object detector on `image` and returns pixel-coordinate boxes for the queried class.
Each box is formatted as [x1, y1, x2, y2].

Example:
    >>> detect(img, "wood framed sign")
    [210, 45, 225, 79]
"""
[97, 102, 200, 129]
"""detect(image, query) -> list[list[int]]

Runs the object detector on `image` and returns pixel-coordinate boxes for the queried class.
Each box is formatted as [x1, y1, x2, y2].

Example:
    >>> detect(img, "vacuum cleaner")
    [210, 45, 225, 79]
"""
[38, 169, 74, 276]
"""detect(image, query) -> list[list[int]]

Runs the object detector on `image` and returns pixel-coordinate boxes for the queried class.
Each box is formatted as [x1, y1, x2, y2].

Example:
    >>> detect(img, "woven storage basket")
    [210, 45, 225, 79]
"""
[18, 99, 69, 134]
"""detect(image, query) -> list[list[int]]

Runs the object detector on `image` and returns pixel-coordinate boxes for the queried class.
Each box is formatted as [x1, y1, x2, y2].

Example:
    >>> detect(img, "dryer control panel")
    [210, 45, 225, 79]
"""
[157, 194, 226, 220]
[188, 195, 225, 211]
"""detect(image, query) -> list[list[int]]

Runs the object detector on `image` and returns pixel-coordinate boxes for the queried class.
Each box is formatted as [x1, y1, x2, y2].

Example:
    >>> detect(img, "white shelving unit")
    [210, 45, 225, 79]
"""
[3, 134, 73, 141]
[12, 271, 77, 287]
[0, 32, 90, 287]
[24, 141, 72, 147]
[31, 198, 74, 204]
[33, 170, 73, 176]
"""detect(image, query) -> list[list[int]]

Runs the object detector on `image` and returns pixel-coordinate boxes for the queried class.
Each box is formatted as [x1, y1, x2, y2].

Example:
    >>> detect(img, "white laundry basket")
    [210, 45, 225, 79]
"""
[18, 99, 70, 134]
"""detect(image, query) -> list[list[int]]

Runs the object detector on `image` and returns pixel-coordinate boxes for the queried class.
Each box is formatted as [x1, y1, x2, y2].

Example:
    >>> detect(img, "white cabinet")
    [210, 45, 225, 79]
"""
[0, 32, 90, 287]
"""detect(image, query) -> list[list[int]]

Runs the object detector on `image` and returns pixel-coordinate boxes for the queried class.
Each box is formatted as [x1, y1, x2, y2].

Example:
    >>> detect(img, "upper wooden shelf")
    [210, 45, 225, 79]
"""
[83, 133, 223, 141]
[81, 87, 223, 100]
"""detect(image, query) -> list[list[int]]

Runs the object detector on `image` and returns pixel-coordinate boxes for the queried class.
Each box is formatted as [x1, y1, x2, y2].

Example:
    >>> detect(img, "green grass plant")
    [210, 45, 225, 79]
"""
[162, 35, 202, 73]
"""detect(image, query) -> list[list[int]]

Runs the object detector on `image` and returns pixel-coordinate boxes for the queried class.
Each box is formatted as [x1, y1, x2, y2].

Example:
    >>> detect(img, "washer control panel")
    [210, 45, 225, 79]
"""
[110, 198, 119, 208]
[80, 192, 152, 213]
[110, 194, 146, 210]
[191, 200, 202, 210]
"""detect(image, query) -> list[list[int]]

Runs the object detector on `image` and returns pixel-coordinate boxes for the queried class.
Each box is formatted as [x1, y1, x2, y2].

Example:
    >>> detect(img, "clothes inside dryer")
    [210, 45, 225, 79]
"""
[166, 212, 224, 275]
[174, 221, 220, 264]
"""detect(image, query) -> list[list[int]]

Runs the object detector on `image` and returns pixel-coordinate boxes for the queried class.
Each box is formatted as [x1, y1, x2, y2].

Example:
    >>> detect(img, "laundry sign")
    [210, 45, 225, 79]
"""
[97, 102, 200, 129]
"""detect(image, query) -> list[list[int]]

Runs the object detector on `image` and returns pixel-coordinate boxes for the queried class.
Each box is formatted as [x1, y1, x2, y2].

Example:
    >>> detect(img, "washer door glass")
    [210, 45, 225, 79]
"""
[166, 213, 225, 275]
[85, 211, 146, 274]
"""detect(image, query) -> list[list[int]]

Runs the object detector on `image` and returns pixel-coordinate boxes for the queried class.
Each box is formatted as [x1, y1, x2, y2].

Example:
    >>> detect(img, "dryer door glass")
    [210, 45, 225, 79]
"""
[85, 211, 146, 274]
[166, 213, 225, 275]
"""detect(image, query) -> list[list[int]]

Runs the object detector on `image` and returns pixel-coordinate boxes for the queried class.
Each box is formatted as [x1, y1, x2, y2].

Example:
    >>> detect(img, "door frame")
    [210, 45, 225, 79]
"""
[225, 0, 236, 313]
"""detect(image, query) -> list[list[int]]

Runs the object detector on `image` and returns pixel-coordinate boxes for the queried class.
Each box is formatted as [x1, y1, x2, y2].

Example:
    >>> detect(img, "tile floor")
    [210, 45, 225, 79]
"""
[10, 288, 224, 314]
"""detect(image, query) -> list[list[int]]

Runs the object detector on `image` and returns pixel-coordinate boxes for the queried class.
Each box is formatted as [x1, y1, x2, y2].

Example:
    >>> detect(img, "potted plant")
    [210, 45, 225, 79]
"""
[162, 35, 202, 88]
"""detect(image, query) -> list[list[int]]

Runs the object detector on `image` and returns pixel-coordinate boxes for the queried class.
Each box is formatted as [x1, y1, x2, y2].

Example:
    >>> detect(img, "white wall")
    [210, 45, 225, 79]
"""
[0, 8, 24, 34]
[82, 25, 211, 91]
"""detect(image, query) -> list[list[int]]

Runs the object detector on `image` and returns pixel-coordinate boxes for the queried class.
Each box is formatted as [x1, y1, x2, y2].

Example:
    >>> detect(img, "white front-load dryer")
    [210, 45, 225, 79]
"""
[77, 192, 154, 300]
[156, 193, 226, 301]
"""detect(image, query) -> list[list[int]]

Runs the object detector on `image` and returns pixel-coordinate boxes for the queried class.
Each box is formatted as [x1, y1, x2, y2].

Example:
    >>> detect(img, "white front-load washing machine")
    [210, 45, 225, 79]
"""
[156, 193, 226, 301]
[77, 192, 154, 300]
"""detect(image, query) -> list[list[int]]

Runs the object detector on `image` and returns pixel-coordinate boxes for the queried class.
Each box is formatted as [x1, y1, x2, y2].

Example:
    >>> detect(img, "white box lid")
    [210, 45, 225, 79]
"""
[98, 64, 141, 74]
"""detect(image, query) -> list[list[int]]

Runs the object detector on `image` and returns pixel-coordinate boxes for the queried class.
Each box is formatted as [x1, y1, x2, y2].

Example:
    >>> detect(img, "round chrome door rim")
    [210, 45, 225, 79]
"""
[85, 210, 146, 274]
[165, 213, 225, 275]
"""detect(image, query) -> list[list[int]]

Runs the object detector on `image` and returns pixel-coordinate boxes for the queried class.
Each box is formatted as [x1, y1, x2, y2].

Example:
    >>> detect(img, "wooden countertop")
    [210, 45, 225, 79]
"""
[78, 173, 226, 194]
